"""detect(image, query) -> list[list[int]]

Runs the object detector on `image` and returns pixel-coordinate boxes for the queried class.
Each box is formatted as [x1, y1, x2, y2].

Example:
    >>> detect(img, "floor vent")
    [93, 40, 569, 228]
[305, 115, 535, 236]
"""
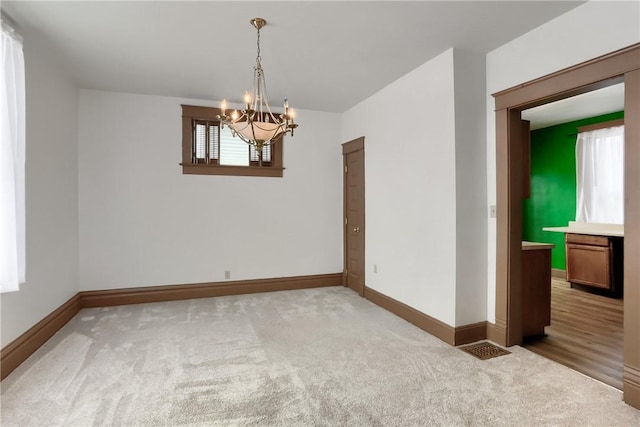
[459, 341, 511, 360]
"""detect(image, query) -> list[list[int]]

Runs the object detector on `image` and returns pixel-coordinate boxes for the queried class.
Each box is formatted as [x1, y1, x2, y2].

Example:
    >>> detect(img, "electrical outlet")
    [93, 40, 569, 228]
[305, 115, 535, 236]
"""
[373, 264, 378, 273]
[490, 205, 497, 218]
[225, 270, 231, 279]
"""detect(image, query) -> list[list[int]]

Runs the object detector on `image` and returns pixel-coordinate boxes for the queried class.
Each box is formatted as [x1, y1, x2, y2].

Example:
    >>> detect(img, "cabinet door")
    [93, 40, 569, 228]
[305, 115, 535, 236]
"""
[522, 248, 552, 337]
[566, 243, 612, 289]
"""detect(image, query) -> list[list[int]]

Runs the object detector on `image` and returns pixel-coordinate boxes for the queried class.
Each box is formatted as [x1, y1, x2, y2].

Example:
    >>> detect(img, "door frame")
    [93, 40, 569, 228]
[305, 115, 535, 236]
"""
[492, 43, 640, 408]
[342, 137, 365, 295]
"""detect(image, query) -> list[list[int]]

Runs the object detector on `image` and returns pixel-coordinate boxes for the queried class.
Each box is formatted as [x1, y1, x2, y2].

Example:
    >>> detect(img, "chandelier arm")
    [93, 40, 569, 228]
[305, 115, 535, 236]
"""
[253, 67, 260, 114]
[257, 68, 279, 123]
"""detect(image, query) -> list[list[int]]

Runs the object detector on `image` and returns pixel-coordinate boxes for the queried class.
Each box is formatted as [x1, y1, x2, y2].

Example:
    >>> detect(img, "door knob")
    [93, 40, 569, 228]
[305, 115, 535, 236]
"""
[353, 227, 360, 233]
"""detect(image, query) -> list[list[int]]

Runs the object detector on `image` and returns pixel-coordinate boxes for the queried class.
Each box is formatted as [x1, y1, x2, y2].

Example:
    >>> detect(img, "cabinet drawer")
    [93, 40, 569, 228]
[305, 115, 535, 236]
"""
[566, 244, 612, 289]
[565, 233, 610, 247]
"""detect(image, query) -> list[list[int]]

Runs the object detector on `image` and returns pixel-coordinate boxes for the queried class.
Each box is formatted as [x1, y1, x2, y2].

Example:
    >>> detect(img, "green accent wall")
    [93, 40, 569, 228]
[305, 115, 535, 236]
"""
[522, 110, 624, 270]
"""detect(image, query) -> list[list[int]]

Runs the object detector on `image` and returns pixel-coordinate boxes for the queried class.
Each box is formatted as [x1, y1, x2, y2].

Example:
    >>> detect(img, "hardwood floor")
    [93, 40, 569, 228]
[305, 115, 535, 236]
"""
[523, 277, 624, 390]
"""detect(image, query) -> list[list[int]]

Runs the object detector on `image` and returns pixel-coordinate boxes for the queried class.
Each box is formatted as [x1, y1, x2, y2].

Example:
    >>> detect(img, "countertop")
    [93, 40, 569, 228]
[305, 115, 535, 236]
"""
[542, 221, 624, 237]
[522, 241, 555, 251]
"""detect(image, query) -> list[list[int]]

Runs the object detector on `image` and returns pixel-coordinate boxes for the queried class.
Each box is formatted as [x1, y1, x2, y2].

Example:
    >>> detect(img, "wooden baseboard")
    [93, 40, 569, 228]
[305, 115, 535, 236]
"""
[486, 322, 502, 344]
[552, 268, 566, 279]
[486, 318, 510, 347]
[364, 286, 455, 345]
[1, 294, 81, 380]
[624, 364, 640, 409]
[79, 273, 343, 308]
[1, 273, 342, 381]
[364, 286, 487, 346]
[455, 321, 488, 345]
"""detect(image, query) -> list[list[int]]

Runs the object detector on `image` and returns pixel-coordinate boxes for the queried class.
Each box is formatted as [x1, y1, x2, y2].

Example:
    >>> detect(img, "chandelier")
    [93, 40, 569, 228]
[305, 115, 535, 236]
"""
[217, 18, 298, 155]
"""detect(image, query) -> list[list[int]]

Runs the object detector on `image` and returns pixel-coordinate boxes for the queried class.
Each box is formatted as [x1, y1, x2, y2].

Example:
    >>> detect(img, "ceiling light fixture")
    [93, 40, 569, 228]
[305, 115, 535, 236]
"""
[217, 18, 298, 155]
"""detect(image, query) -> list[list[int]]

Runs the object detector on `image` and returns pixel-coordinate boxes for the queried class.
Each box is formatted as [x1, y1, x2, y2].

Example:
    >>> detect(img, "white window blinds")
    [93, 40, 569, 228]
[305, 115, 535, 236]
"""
[220, 126, 249, 166]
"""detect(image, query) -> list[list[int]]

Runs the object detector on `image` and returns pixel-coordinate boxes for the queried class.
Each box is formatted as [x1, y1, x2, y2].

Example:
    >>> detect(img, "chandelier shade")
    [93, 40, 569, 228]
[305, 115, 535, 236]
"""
[231, 120, 282, 144]
[217, 18, 297, 155]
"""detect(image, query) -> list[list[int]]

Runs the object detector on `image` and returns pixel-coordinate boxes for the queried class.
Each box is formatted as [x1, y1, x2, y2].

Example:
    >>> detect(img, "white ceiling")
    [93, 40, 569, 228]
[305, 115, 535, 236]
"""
[523, 83, 625, 130]
[3, 1, 585, 113]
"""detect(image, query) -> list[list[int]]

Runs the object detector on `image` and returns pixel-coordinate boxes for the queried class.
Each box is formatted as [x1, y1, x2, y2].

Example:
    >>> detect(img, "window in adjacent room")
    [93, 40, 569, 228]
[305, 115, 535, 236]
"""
[181, 105, 282, 177]
[1, 20, 26, 293]
[575, 120, 624, 224]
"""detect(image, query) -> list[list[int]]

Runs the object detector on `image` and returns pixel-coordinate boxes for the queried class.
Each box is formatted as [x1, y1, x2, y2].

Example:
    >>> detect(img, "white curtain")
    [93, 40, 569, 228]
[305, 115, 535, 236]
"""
[1, 21, 25, 293]
[575, 125, 624, 224]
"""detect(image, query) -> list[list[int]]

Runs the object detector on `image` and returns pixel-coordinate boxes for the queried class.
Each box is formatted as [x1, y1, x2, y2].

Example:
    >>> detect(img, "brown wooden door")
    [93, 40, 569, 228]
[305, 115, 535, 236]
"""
[343, 137, 365, 296]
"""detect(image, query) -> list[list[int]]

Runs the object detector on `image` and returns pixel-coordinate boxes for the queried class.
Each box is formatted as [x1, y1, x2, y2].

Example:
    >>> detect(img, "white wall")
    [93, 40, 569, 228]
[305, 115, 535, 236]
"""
[485, 0, 640, 322]
[342, 50, 458, 326]
[0, 30, 79, 347]
[453, 49, 487, 326]
[78, 90, 343, 290]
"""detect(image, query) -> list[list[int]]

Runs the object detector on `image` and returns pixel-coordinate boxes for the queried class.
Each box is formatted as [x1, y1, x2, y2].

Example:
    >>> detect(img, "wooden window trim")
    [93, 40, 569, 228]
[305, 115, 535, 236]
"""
[577, 118, 624, 133]
[180, 104, 284, 177]
[182, 164, 284, 177]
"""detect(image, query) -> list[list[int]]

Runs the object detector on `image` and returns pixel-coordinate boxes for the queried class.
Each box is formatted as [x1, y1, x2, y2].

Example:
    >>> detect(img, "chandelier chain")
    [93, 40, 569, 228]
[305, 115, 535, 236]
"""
[256, 26, 262, 65]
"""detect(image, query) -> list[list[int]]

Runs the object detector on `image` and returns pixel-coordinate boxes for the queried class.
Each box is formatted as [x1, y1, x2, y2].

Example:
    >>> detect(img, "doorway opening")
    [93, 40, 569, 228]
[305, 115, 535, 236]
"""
[492, 43, 639, 408]
[519, 86, 625, 389]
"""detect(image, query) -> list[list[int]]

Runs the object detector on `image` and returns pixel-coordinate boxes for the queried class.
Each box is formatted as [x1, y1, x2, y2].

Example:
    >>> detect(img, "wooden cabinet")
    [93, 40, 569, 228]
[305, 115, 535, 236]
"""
[522, 242, 554, 337]
[565, 233, 623, 295]
[566, 233, 611, 289]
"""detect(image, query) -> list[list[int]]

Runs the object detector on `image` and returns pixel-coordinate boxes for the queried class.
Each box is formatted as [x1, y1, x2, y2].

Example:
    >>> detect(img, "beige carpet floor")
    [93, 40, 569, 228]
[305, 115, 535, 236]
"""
[1, 286, 639, 426]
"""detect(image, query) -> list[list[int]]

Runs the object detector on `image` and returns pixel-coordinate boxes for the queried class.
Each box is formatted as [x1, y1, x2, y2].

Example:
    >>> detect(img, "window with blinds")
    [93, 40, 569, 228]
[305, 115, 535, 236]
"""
[192, 120, 219, 164]
[181, 104, 283, 177]
[192, 121, 272, 166]
[250, 143, 271, 166]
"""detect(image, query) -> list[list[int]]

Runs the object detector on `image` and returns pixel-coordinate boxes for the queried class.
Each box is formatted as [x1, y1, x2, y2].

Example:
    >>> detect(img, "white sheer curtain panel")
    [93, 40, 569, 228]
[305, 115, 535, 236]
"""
[575, 125, 624, 224]
[1, 21, 25, 293]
